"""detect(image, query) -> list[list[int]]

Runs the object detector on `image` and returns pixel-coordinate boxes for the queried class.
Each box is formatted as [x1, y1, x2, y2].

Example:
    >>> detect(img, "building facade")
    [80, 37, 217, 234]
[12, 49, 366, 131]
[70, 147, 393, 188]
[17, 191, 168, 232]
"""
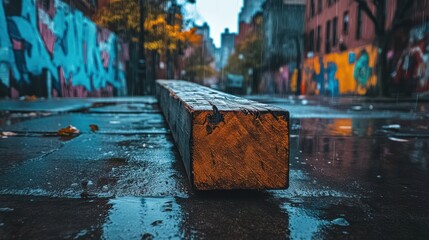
[235, 0, 264, 47]
[261, 0, 306, 94]
[195, 22, 216, 60]
[218, 28, 236, 69]
[238, 0, 264, 24]
[303, 0, 429, 96]
[303, 0, 378, 96]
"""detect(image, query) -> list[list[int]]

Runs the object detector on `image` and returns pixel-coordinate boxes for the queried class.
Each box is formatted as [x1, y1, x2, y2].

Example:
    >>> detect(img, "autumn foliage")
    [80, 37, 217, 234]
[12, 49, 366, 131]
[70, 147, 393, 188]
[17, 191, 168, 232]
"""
[92, 0, 201, 53]
[92, 0, 140, 39]
[144, 14, 201, 53]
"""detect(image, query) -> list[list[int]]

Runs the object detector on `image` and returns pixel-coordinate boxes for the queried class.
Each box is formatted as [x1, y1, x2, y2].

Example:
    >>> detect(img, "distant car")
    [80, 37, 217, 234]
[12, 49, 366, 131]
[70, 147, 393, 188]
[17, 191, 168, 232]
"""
[226, 73, 244, 95]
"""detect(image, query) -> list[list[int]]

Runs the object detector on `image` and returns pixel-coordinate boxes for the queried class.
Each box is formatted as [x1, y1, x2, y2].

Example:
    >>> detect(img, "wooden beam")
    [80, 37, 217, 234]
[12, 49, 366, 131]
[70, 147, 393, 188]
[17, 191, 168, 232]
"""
[156, 80, 289, 190]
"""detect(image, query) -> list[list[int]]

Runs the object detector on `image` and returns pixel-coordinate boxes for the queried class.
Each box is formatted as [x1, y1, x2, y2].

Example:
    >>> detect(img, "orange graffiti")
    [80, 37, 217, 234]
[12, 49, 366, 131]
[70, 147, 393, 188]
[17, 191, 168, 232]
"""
[303, 45, 378, 95]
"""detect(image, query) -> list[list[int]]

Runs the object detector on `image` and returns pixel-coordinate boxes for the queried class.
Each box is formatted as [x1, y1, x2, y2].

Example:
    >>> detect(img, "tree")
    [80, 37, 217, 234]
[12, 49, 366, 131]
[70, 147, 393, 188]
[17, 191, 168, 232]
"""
[93, 0, 201, 53]
[183, 43, 216, 84]
[92, 0, 140, 41]
[144, 12, 201, 54]
[354, 0, 413, 96]
[93, 0, 201, 94]
[224, 33, 263, 90]
[224, 14, 263, 93]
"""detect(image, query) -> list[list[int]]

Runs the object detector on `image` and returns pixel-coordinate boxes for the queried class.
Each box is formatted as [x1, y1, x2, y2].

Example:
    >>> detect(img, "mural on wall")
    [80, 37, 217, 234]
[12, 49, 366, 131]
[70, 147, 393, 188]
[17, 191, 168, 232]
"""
[0, 0, 128, 98]
[259, 64, 297, 95]
[391, 23, 429, 94]
[304, 23, 429, 97]
[353, 50, 372, 87]
[302, 46, 378, 96]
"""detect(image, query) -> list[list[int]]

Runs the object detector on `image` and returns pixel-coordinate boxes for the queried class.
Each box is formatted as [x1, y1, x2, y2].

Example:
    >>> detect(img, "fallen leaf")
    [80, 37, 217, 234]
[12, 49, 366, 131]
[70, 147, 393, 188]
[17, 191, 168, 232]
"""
[20, 95, 37, 101]
[89, 124, 99, 132]
[1, 131, 18, 137]
[57, 125, 80, 136]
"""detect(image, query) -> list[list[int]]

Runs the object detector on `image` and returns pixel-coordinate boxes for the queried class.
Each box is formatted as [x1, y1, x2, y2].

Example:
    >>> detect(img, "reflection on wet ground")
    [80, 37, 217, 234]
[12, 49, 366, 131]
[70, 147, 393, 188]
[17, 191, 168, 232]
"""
[286, 117, 429, 239]
[103, 197, 182, 239]
[0, 134, 190, 198]
[1, 98, 429, 239]
[0, 195, 110, 239]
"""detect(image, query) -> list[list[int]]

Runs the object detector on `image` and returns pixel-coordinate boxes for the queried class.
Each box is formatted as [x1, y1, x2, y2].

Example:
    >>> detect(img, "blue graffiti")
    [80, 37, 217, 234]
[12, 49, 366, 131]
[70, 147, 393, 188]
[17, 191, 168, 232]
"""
[313, 57, 325, 94]
[326, 62, 339, 97]
[0, 0, 126, 95]
[84, 19, 106, 90]
[311, 57, 339, 96]
[0, 2, 19, 86]
[354, 50, 371, 86]
[8, 0, 58, 82]
[52, 1, 87, 88]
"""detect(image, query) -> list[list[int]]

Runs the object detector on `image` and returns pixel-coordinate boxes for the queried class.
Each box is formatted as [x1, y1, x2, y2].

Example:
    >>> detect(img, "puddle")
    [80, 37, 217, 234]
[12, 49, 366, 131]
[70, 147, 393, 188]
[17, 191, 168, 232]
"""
[281, 203, 329, 240]
[102, 197, 182, 239]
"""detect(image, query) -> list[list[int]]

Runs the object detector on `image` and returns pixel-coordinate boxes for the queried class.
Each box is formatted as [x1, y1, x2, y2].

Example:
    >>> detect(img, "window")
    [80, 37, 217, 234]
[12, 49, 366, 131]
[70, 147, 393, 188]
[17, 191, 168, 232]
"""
[332, 17, 338, 46]
[343, 11, 349, 34]
[356, 6, 362, 40]
[318, 0, 323, 13]
[309, 29, 315, 52]
[310, 0, 315, 17]
[325, 20, 331, 53]
[316, 25, 321, 52]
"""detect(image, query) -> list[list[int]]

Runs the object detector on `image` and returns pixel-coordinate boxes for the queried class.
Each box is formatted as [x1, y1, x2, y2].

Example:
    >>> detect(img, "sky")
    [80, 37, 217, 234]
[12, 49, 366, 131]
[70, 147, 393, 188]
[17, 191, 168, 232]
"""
[184, 0, 243, 48]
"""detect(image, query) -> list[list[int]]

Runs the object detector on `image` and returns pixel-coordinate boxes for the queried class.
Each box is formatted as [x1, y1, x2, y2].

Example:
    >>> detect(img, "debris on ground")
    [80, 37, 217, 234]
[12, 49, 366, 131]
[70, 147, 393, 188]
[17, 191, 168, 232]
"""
[57, 125, 80, 136]
[89, 124, 99, 132]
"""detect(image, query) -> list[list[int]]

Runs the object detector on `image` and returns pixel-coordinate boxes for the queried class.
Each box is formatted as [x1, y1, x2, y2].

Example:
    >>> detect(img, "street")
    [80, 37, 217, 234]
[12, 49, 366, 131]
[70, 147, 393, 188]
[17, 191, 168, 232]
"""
[0, 96, 428, 239]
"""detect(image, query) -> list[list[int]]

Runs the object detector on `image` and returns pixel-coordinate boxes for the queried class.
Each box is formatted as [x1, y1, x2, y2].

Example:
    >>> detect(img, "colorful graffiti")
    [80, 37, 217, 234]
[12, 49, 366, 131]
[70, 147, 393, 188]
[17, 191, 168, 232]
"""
[259, 64, 296, 95]
[354, 50, 372, 87]
[303, 45, 378, 96]
[392, 23, 429, 94]
[0, 0, 128, 98]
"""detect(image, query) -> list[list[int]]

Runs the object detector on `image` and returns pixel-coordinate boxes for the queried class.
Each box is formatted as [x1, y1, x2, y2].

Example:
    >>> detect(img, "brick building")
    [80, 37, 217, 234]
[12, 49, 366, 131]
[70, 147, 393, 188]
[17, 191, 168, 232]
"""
[235, 0, 264, 46]
[303, 0, 429, 96]
[304, 0, 379, 96]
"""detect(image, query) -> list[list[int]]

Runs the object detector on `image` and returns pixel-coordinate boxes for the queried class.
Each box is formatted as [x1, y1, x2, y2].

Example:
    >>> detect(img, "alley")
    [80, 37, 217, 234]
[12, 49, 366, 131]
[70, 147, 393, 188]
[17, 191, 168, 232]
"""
[0, 96, 428, 239]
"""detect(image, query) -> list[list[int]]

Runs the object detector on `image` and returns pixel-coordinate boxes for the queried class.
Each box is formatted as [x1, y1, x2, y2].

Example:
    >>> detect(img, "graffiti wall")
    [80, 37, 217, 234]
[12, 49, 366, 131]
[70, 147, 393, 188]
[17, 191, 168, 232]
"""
[302, 45, 378, 96]
[0, 0, 128, 98]
[391, 23, 429, 94]
[259, 64, 298, 95]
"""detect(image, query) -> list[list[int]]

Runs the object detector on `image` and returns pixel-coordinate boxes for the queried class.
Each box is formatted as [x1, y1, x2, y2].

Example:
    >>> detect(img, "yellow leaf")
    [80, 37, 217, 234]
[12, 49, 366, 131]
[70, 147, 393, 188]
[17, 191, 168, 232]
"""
[57, 125, 80, 136]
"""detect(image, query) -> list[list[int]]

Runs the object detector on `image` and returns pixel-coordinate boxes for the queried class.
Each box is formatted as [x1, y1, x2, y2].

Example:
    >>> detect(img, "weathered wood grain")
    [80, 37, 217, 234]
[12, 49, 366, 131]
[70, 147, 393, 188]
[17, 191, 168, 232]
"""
[156, 80, 289, 190]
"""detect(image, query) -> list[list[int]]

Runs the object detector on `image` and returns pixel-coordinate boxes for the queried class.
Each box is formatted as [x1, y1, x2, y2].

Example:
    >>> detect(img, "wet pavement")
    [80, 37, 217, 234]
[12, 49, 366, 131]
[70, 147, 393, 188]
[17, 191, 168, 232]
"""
[1, 96, 429, 239]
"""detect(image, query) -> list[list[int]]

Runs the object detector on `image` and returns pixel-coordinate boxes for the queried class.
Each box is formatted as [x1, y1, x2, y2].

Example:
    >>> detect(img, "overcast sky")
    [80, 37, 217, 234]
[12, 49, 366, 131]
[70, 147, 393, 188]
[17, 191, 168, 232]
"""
[184, 0, 243, 48]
